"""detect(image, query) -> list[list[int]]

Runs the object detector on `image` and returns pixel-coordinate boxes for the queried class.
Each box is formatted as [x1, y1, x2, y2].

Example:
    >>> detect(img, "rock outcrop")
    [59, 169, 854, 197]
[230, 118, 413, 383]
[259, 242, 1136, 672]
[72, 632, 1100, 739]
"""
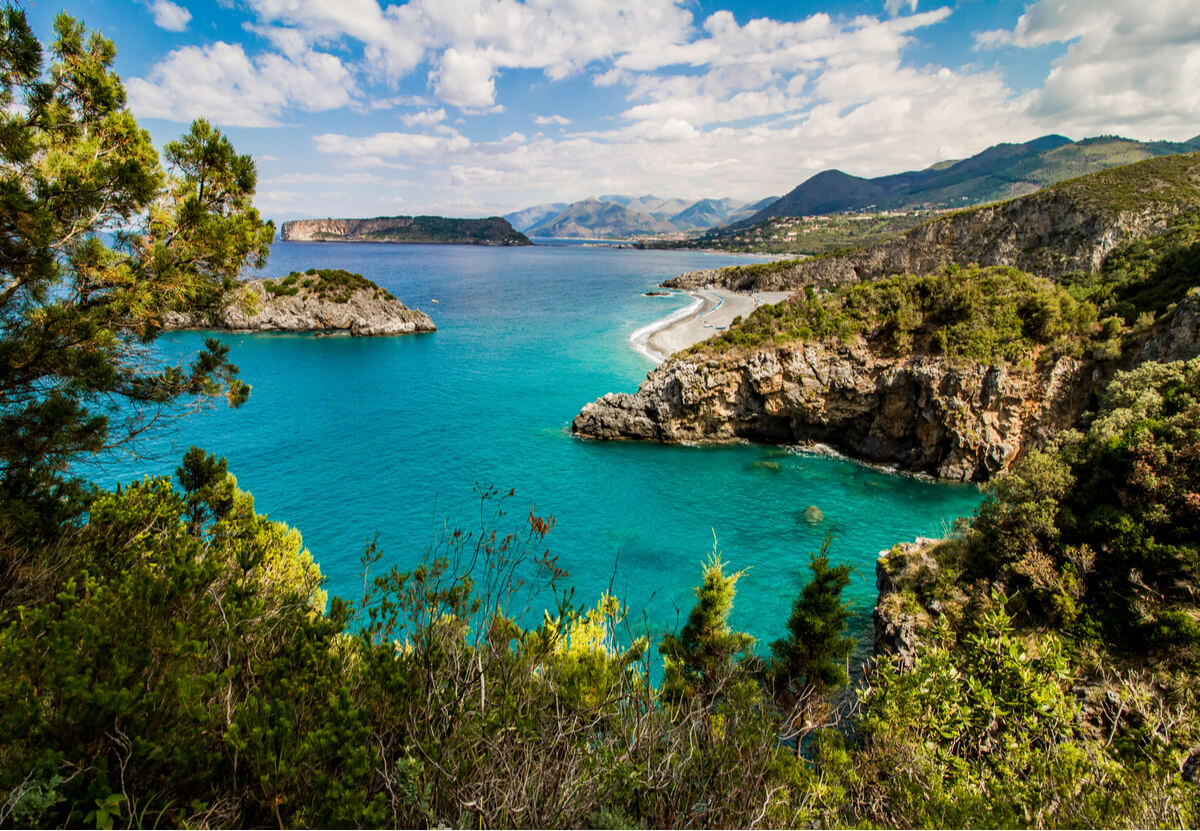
[573, 342, 1098, 482]
[164, 279, 436, 336]
[1138, 288, 1200, 364]
[873, 538, 944, 669]
[280, 215, 530, 246]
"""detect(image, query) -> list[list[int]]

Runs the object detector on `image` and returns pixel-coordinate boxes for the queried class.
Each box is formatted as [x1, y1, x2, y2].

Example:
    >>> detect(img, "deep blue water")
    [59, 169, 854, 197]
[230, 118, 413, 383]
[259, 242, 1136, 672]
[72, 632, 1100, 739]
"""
[91, 241, 982, 648]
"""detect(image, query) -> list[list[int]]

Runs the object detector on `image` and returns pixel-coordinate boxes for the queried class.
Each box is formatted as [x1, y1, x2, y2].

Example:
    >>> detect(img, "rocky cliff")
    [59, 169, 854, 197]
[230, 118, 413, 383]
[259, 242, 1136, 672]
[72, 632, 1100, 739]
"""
[164, 277, 436, 336]
[573, 342, 1099, 482]
[667, 153, 1200, 292]
[279, 215, 530, 246]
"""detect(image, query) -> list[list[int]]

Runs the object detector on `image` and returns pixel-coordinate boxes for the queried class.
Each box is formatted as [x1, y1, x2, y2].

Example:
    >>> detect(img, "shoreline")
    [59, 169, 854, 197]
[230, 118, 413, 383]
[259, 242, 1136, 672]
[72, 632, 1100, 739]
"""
[631, 287, 793, 364]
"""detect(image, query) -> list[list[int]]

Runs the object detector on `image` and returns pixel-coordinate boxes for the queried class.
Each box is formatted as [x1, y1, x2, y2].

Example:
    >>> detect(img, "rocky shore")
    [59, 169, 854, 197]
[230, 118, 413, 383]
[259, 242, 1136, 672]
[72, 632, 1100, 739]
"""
[163, 277, 436, 336]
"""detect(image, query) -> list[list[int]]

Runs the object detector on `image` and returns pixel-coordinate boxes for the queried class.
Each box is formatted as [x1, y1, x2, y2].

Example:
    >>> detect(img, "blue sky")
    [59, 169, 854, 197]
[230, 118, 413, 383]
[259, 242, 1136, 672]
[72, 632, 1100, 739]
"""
[28, 0, 1200, 221]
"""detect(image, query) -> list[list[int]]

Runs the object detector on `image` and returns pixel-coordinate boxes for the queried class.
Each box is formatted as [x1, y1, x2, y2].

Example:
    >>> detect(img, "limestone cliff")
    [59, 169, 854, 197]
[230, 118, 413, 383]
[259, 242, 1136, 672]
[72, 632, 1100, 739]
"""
[280, 215, 531, 246]
[573, 342, 1098, 482]
[164, 277, 436, 337]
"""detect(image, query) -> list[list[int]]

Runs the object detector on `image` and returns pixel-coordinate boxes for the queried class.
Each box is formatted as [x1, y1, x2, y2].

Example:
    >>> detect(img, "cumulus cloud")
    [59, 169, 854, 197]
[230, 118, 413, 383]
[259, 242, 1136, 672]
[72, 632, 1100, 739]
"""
[125, 0, 1198, 218]
[149, 0, 192, 31]
[431, 49, 497, 109]
[127, 42, 359, 126]
[313, 130, 471, 166]
[977, 0, 1200, 139]
[401, 108, 447, 127]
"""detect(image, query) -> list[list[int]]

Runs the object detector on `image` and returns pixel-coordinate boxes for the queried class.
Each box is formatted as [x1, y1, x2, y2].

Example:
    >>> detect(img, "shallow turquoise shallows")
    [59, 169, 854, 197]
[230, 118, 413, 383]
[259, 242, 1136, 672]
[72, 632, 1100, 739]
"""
[91, 241, 982, 648]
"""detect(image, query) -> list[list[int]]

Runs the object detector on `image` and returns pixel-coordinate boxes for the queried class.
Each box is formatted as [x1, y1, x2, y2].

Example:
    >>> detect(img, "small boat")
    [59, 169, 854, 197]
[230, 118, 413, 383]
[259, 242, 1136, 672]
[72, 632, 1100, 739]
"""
[431, 298, 439, 304]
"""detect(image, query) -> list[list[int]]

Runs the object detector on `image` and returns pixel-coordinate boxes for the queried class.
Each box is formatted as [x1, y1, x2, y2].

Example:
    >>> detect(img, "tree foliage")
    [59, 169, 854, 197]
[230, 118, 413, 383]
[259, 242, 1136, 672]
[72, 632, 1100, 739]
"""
[0, 11, 272, 538]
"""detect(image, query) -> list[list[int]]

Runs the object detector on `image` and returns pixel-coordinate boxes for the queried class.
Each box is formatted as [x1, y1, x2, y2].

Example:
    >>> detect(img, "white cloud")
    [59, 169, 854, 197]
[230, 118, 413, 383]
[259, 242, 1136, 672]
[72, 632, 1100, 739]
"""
[534, 114, 571, 126]
[431, 49, 497, 109]
[884, 0, 918, 16]
[150, 0, 192, 31]
[262, 172, 383, 185]
[401, 108, 447, 127]
[313, 130, 471, 164]
[127, 42, 359, 126]
[977, 0, 1200, 139]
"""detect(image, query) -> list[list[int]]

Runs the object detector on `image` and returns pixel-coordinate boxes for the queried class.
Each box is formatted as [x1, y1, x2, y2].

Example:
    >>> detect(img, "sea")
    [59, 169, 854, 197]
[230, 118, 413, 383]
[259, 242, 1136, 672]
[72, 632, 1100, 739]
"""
[90, 240, 983, 650]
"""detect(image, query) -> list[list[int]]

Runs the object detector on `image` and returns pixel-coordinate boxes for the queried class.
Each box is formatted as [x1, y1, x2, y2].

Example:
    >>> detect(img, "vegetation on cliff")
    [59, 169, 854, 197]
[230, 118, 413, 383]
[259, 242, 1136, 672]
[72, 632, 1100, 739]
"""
[636, 211, 935, 255]
[262, 268, 396, 303]
[695, 264, 1104, 363]
[852, 358, 1200, 826]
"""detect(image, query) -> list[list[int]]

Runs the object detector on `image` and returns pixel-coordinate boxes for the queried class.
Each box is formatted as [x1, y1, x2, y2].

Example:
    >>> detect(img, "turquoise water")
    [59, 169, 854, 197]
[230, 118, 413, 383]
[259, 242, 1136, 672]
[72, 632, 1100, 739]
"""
[91, 241, 982, 648]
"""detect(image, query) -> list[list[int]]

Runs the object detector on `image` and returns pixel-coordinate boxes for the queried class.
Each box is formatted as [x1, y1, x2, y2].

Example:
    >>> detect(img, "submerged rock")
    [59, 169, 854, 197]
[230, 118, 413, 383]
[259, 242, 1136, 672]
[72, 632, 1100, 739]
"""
[803, 505, 824, 524]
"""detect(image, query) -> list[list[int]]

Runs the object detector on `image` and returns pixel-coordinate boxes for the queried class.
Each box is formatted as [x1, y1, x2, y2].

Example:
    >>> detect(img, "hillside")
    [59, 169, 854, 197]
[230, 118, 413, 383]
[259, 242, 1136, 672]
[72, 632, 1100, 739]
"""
[733, 133, 1200, 229]
[669, 152, 1200, 292]
[280, 215, 531, 245]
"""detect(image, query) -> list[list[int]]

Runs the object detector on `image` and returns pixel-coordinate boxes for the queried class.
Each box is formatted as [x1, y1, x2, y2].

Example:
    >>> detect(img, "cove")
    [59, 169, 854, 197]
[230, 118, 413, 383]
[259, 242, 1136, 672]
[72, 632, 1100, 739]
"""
[90, 241, 983, 647]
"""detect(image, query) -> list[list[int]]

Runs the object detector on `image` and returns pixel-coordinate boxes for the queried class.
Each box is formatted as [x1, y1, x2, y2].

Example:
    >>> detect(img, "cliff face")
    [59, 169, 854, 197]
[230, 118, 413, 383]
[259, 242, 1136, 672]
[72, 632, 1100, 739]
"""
[573, 342, 1098, 482]
[164, 279, 436, 336]
[279, 215, 531, 246]
[667, 193, 1177, 292]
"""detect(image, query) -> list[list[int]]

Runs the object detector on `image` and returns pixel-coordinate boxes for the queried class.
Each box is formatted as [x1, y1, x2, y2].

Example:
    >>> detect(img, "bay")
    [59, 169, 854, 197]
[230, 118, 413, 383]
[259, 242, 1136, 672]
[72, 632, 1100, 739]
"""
[92, 241, 982, 647]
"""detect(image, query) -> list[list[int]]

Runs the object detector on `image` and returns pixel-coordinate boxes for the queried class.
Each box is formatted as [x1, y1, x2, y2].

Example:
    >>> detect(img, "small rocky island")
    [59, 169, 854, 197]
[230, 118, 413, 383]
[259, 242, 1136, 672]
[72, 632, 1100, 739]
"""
[280, 215, 531, 246]
[164, 268, 436, 336]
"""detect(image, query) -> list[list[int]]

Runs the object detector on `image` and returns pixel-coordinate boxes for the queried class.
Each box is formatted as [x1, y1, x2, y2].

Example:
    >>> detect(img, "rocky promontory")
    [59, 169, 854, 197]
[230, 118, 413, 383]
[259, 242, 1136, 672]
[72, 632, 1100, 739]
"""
[572, 341, 1098, 482]
[574, 154, 1200, 482]
[164, 269, 436, 336]
[280, 215, 531, 246]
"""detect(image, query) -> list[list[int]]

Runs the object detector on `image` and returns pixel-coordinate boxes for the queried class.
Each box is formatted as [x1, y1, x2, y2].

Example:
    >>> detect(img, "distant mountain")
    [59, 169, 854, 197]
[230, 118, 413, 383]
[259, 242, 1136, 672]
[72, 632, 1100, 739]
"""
[669, 198, 746, 231]
[722, 196, 780, 226]
[511, 194, 771, 238]
[503, 202, 567, 233]
[525, 199, 678, 237]
[734, 134, 1200, 229]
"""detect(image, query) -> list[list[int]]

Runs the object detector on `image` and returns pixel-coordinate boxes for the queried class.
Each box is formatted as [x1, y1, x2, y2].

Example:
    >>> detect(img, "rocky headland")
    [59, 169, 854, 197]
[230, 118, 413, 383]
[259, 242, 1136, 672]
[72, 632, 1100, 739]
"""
[280, 215, 531, 246]
[575, 154, 1200, 482]
[164, 269, 436, 336]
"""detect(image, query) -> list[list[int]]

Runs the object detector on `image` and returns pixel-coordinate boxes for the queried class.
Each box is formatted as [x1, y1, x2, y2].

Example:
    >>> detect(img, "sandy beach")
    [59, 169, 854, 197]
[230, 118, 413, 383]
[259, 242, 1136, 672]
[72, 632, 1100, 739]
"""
[632, 288, 793, 363]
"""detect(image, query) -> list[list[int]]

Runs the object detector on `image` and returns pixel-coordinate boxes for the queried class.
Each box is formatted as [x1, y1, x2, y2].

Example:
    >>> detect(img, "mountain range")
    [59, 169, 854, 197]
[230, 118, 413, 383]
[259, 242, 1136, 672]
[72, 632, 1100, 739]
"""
[503, 195, 776, 238]
[729, 133, 1200, 230]
[503, 134, 1200, 242]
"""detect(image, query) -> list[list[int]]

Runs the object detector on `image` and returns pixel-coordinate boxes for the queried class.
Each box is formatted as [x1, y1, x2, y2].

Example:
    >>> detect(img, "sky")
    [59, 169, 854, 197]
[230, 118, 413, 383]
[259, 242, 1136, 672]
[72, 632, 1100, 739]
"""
[27, 0, 1200, 221]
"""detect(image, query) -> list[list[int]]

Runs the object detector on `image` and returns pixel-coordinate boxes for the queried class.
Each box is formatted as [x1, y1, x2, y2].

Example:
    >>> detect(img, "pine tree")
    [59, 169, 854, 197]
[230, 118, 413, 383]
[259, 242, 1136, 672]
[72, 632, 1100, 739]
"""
[659, 546, 755, 704]
[770, 535, 854, 698]
[0, 10, 273, 539]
